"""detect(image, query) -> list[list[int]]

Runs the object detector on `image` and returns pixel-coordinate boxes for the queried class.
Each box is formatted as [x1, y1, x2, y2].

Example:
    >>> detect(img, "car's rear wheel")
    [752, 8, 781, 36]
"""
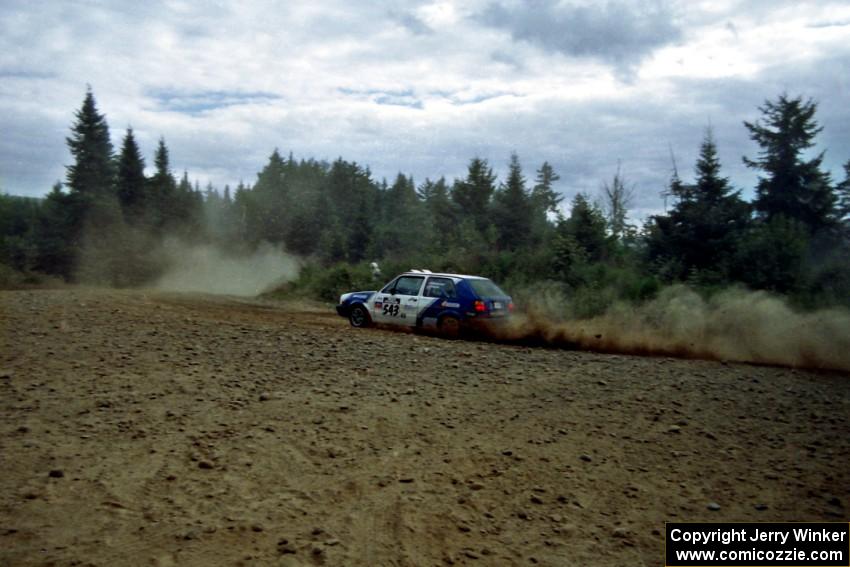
[438, 315, 460, 339]
[349, 305, 371, 328]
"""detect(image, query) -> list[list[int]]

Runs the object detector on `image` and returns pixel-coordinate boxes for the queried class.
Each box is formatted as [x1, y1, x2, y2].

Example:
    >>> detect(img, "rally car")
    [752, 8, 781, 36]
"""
[335, 270, 514, 337]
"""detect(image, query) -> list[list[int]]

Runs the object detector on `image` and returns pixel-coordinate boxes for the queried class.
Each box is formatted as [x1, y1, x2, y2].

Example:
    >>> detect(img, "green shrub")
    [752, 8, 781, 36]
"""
[278, 262, 377, 302]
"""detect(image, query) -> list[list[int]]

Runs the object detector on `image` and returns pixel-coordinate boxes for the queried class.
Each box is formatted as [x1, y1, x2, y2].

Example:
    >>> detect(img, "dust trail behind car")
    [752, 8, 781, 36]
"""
[154, 240, 300, 296]
[496, 285, 850, 372]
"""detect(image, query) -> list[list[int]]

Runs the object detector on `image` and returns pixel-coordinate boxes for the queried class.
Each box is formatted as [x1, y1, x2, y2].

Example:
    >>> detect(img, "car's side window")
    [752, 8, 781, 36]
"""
[424, 277, 457, 298]
[394, 276, 424, 296]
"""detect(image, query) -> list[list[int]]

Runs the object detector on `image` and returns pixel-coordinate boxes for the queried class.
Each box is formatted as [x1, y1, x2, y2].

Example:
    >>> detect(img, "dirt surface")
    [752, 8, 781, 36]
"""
[1, 288, 848, 566]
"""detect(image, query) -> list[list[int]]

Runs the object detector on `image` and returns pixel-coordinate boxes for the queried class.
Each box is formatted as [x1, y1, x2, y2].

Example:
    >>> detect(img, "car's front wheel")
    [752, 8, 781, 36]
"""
[349, 305, 371, 328]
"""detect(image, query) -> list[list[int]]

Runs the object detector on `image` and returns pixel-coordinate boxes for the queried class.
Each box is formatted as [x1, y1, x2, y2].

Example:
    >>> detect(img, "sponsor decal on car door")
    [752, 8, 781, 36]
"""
[374, 275, 423, 326]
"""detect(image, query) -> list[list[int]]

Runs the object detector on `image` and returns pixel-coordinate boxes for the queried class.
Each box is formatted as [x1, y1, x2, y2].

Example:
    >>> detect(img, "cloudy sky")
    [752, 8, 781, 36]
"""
[1, 0, 848, 219]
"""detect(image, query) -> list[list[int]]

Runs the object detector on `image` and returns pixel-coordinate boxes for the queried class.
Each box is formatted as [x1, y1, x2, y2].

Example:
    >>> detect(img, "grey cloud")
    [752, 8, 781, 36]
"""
[751, 52, 850, 172]
[427, 89, 518, 106]
[491, 49, 525, 70]
[339, 88, 424, 109]
[374, 95, 423, 109]
[148, 90, 283, 116]
[0, 70, 57, 80]
[388, 9, 433, 35]
[807, 19, 850, 29]
[0, 111, 69, 196]
[479, 0, 682, 75]
[2, 0, 847, 220]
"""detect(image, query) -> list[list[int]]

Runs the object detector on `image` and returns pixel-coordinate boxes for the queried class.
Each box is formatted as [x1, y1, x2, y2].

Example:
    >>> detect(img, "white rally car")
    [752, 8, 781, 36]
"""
[336, 270, 514, 337]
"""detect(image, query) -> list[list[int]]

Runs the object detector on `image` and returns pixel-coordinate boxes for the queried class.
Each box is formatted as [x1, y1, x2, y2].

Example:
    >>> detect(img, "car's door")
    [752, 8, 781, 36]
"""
[422, 277, 459, 309]
[417, 276, 461, 327]
[373, 275, 424, 326]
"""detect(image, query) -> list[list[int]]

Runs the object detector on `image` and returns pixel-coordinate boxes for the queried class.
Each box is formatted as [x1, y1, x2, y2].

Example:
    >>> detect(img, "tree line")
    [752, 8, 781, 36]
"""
[1, 89, 849, 310]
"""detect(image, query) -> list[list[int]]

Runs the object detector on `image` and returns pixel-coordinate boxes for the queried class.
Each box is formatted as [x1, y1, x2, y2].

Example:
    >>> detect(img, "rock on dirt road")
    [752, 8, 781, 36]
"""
[1, 288, 848, 566]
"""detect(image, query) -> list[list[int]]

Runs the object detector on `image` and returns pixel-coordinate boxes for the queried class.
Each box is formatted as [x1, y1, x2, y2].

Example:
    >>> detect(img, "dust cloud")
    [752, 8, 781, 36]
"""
[71, 206, 299, 296]
[154, 240, 299, 297]
[503, 285, 850, 372]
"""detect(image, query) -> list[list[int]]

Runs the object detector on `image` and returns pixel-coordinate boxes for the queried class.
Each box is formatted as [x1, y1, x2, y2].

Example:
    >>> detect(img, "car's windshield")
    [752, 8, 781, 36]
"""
[468, 279, 507, 298]
[382, 275, 424, 296]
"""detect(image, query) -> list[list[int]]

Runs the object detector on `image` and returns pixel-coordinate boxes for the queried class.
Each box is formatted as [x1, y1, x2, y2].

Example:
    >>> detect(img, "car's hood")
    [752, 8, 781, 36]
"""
[339, 291, 377, 303]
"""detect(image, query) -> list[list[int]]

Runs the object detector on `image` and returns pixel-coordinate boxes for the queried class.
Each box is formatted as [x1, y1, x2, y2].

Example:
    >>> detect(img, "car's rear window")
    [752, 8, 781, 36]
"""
[468, 279, 507, 298]
[424, 277, 457, 298]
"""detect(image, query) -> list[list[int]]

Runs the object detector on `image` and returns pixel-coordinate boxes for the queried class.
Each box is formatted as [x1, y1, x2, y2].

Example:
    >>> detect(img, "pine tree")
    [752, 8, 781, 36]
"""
[561, 193, 609, 262]
[689, 130, 750, 279]
[174, 171, 203, 240]
[254, 149, 287, 195]
[646, 173, 686, 280]
[377, 173, 425, 259]
[531, 161, 562, 214]
[527, 162, 561, 246]
[600, 163, 635, 241]
[66, 88, 115, 199]
[348, 192, 374, 263]
[837, 160, 850, 225]
[251, 149, 291, 244]
[153, 138, 174, 183]
[63, 88, 126, 283]
[31, 183, 76, 278]
[452, 157, 496, 233]
[552, 194, 609, 286]
[492, 153, 532, 250]
[147, 137, 178, 231]
[233, 181, 251, 242]
[649, 130, 750, 283]
[743, 94, 837, 233]
[320, 159, 380, 262]
[0, 192, 42, 272]
[116, 128, 146, 223]
[419, 177, 458, 251]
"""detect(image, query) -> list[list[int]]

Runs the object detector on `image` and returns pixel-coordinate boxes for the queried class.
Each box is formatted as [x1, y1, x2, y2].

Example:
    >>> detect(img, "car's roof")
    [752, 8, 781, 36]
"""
[399, 271, 487, 280]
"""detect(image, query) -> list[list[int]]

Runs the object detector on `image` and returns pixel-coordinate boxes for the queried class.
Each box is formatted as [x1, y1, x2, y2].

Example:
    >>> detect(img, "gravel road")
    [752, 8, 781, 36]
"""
[1, 288, 848, 566]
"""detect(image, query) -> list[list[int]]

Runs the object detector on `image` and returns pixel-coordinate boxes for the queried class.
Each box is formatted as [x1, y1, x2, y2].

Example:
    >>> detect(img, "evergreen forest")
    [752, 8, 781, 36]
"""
[2, 89, 849, 314]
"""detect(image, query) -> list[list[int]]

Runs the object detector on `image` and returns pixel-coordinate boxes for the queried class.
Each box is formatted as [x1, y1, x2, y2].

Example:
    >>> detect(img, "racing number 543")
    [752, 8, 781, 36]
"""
[383, 303, 400, 317]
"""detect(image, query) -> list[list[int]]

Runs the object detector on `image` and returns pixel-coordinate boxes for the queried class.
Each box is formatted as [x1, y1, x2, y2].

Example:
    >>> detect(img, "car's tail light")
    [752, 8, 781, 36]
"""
[508, 301, 515, 312]
[473, 300, 487, 312]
